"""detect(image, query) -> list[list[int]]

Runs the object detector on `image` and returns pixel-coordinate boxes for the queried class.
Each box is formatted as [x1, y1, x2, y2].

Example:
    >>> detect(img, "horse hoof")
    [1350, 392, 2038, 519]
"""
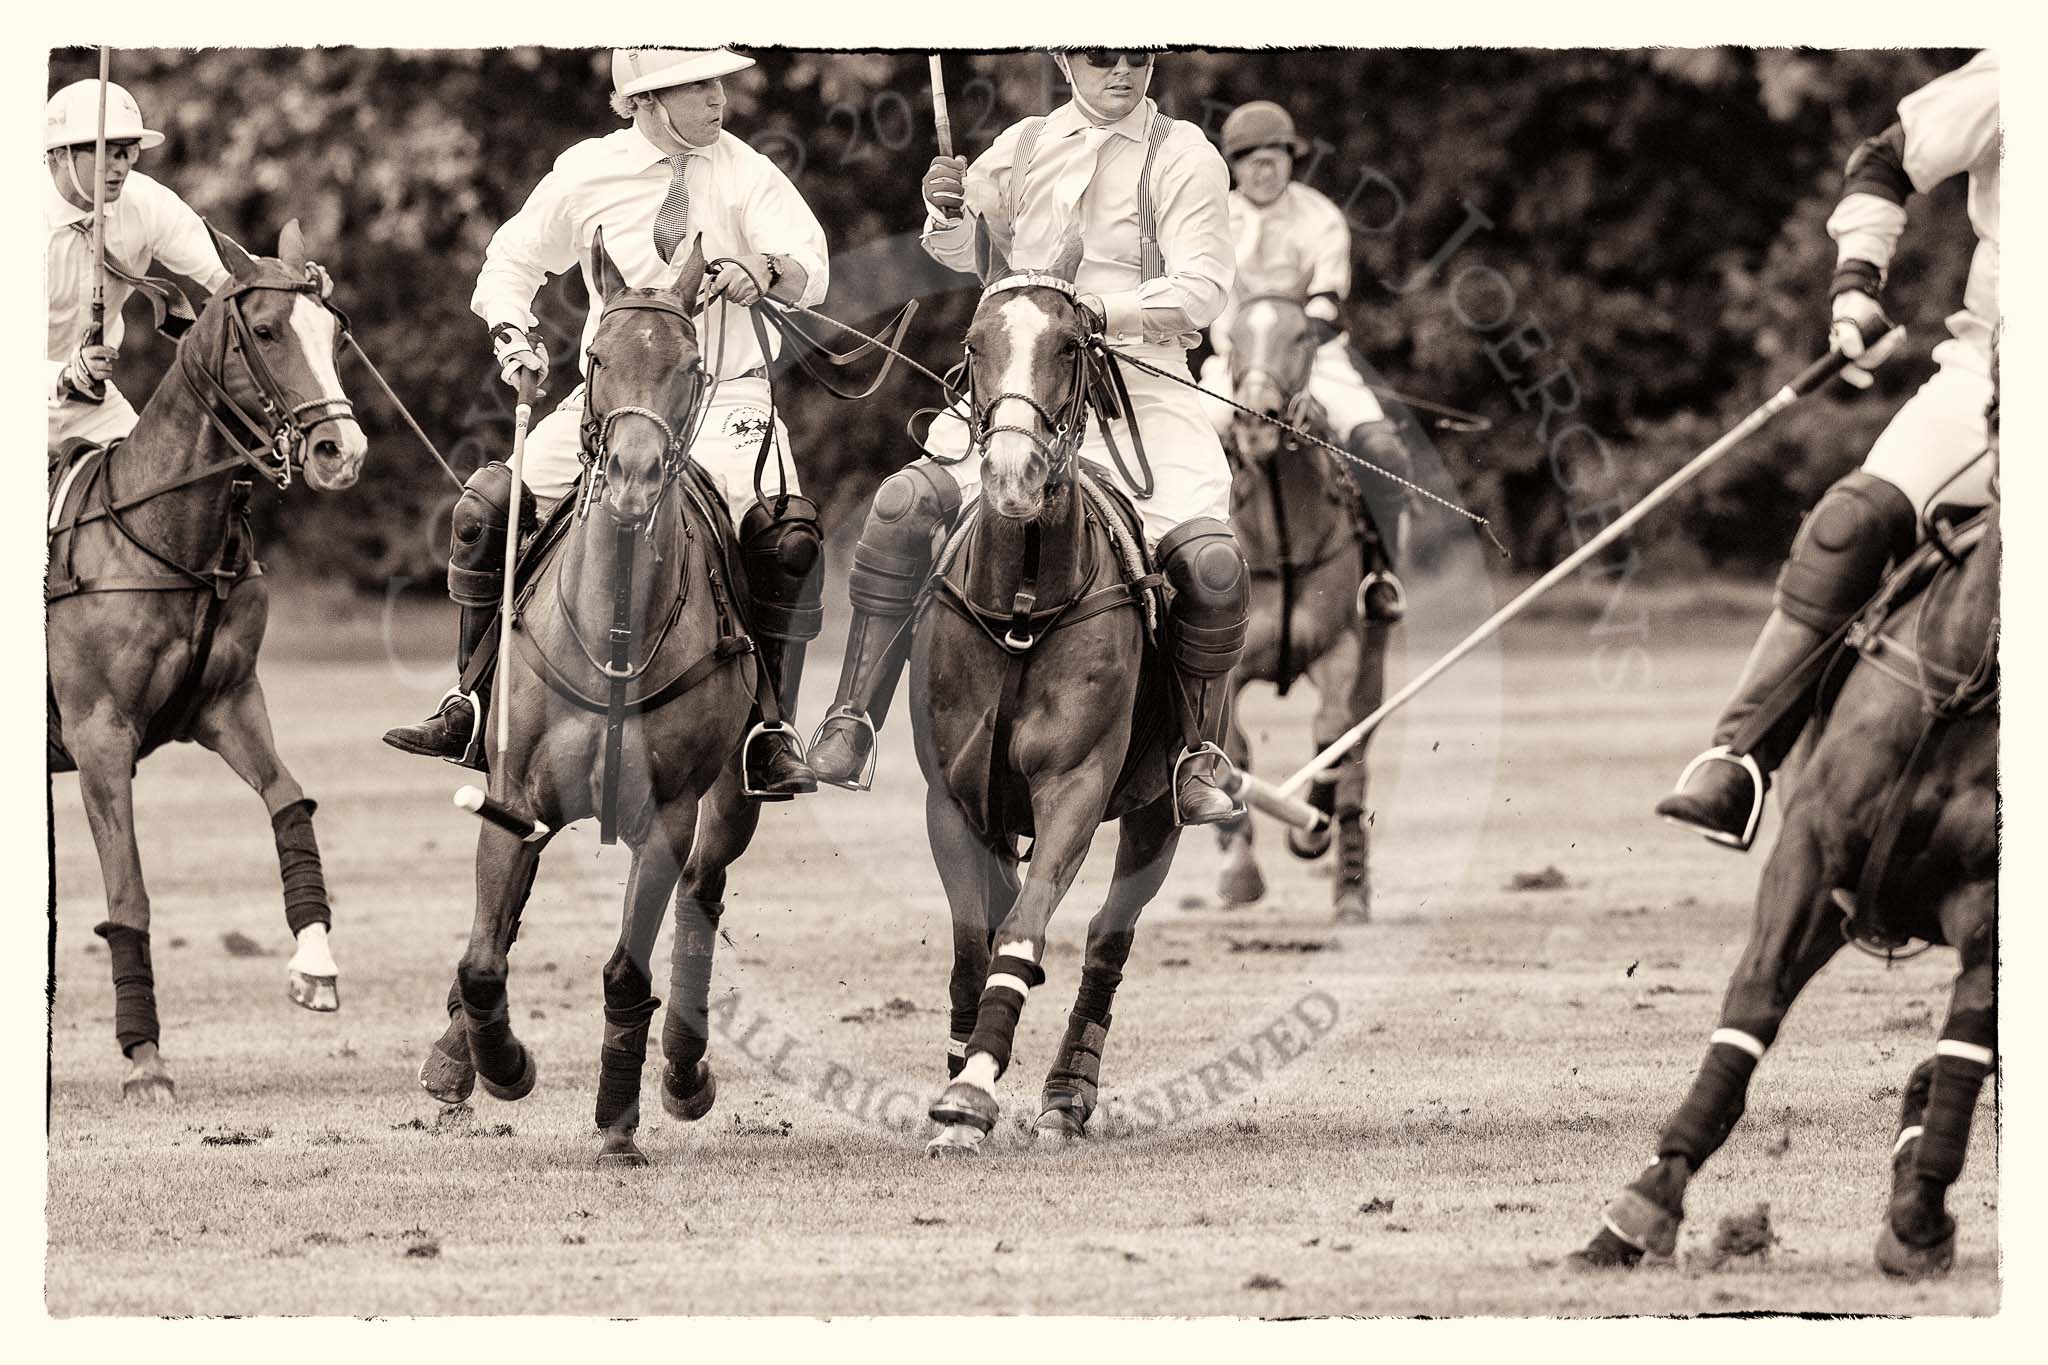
[1876, 1221, 1956, 1279]
[597, 1135, 650, 1169]
[660, 1061, 717, 1121]
[418, 1042, 476, 1105]
[1286, 826, 1332, 861]
[1217, 864, 1267, 906]
[1332, 892, 1371, 925]
[929, 1080, 999, 1134]
[120, 1071, 177, 1105]
[926, 1124, 987, 1158]
[288, 970, 340, 1013]
[1601, 1188, 1680, 1258]
[1033, 1105, 1088, 1142]
[1567, 1226, 1646, 1270]
[479, 1046, 538, 1102]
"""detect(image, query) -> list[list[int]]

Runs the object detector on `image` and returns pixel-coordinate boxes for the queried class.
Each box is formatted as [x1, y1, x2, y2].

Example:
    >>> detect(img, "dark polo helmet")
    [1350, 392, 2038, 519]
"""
[1221, 100, 1309, 161]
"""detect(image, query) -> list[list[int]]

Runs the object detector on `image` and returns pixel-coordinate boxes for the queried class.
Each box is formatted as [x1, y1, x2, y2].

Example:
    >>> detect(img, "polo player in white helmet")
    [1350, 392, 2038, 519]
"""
[1656, 50, 1999, 849]
[44, 78, 231, 452]
[384, 47, 832, 798]
[1197, 99, 1409, 622]
[807, 48, 1251, 826]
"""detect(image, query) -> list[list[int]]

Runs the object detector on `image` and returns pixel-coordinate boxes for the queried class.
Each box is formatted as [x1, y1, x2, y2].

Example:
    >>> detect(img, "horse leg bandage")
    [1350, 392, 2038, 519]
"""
[270, 798, 330, 936]
[1916, 1022, 1995, 1187]
[1892, 1056, 1938, 1161]
[457, 964, 524, 1085]
[1044, 1013, 1110, 1113]
[1072, 954, 1127, 1027]
[662, 900, 723, 1075]
[596, 947, 660, 1131]
[1660, 1031, 1767, 1168]
[94, 922, 158, 1056]
[965, 954, 1046, 1080]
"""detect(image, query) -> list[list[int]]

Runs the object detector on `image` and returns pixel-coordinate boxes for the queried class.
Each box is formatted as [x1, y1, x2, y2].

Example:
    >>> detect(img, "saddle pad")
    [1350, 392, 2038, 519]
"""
[48, 439, 107, 535]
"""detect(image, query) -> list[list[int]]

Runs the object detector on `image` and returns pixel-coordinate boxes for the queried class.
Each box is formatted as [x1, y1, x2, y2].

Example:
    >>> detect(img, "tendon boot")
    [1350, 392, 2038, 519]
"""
[381, 462, 532, 765]
[1657, 470, 1917, 849]
[809, 464, 962, 788]
[1159, 517, 1251, 826]
[1349, 419, 1410, 625]
[739, 496, 827, 798]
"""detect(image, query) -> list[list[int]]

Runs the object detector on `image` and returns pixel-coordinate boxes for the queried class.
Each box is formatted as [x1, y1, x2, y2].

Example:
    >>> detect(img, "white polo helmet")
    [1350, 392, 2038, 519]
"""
[45, 79, 164, 152]
[611, 48, 754, 97]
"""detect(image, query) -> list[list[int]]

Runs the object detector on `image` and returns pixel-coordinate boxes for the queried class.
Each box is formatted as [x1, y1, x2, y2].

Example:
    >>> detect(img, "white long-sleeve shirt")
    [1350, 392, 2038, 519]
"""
[472, 125, 829, 383]
[1827, 49, 1998, 361]
[1210, 180, 1352, 357]
[44, 171, 230, 400]
[922, 98, 1233, 349]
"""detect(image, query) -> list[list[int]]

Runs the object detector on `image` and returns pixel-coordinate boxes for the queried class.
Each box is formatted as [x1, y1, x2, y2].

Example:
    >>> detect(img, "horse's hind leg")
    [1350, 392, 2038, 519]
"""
[659, 767, 761, 1126]
[1878, 886, 1995, 1278]
[1215, 675, 1266, 906]
[1309, 625, 1383, 923]
[1573, 818, 1843, 1267]
[458, 822, 545, 1102]
[421, 854, 537, 1105]
[69, 713, 174, 1102]
[595, 798, 698, 1169]
[190, 677, 339, 1011]
[1038, 795, 1181, 1141]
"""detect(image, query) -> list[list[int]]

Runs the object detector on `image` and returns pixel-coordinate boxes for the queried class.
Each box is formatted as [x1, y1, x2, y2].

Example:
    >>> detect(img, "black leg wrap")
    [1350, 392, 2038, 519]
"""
[661, 899, 723, 1076]
[1658, 1041, 1760, 1170]
[95, 922, 159, 1057]
[1897, 1055, 1938, 1138]
[964, 955, 1044, 1080]
[1915, 1049, 1993, 1187]
[271, 798, 330, 936]
[946, 1042, 970, 1080]
[1044, 1012, 1110, 1116]
[1073, 956, 1126, 1026]
[595, 948, 659, 1130]
[457, 964, 525, 1087]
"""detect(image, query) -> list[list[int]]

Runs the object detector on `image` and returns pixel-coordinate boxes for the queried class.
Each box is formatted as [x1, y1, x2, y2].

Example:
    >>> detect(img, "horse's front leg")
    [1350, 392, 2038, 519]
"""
[595, 795, 698, 1168]
[421, 853, 538, 1105]
[190, 675, 339, 1011]
[458, 820, 546, 1102]
[924, 784, 1021, 1083]
[929, 770, 1108, 1157]
[1309, 623, 1384, 923]
[67, 709, 174, 1102]
[1879, 886, 1996, 1278]
[1572, 815, 1844, 1268]
[1215, 673, 1266, 906]
[1038, 794, 1181, 1140]
[659, 763, 760, 1127]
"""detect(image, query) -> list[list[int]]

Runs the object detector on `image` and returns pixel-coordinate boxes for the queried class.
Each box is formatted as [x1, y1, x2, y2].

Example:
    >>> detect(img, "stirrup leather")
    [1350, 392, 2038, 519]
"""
[810, 706, 881, 792]
[438, 687, 484, 769]
[1662, 745, 1766, 850]
[741, 720, 807, 800]
[1172, 741, 1246, 827]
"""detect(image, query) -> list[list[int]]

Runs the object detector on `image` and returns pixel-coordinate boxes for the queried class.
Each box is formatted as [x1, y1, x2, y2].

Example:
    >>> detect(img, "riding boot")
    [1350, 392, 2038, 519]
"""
[809, 465, 961, 788]
[381, 603, 492, 762]
[1656, 470, 1916, 849]
[744, 637, 818, 798]
[1348, 419, 1410, 625]
[1159, 517, 1251, 827]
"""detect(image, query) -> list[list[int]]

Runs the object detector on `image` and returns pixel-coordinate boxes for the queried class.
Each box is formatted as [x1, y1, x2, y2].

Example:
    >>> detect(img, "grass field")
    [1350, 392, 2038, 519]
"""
[45, 579, 1998, 1317]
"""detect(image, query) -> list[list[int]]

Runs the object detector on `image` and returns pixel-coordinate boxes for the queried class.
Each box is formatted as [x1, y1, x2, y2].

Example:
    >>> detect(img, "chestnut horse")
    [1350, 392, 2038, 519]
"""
[1574, 501, 1999, 1278]
[48, 222, 368, 1101]
[416, 238, 776, 1168]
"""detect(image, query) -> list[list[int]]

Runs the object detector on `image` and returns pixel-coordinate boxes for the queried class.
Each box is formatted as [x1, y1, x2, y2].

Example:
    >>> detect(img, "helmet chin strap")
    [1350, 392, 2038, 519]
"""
[56, 149, 94, 212]
[646, 94, 717, 153]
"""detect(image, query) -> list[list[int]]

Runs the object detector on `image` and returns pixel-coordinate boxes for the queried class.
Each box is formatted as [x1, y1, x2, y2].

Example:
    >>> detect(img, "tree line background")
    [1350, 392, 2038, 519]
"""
[48, 46, 1981, 591]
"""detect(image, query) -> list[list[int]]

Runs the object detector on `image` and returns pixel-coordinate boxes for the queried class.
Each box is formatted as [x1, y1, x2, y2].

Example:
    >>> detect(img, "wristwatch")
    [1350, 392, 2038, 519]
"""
[761, 253, 785, 297]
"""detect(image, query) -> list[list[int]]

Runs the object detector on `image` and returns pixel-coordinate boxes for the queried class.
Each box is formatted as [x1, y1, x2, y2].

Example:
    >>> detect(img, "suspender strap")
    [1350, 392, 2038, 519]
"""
[998, 111, 1174, 284]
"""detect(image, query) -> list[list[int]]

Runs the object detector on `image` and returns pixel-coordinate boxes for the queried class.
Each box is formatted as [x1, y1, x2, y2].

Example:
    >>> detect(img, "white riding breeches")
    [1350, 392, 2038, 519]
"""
[919, 341, 1231, 545]
[48, 385, 141, 453]
[519, 374, 797, 527]
[1861, 339, 1996, 519]
[1197, 336, 1387, 441]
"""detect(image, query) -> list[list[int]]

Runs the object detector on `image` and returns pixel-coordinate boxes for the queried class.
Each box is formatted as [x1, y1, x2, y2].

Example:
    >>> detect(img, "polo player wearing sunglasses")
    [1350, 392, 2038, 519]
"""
[44, 79, 233, 453]
[809, 48, 1255, 827]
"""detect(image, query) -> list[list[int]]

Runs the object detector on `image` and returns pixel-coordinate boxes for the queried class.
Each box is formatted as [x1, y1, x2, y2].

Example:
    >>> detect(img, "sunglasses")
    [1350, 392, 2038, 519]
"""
[1076, 50, 1153, 70]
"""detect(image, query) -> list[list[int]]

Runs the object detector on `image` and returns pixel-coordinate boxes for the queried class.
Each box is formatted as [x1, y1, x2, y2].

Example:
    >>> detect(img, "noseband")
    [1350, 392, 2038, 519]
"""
[577, 292, 708, 525]
[968, 272, 1092, 484]
[179, 264, 356, 490]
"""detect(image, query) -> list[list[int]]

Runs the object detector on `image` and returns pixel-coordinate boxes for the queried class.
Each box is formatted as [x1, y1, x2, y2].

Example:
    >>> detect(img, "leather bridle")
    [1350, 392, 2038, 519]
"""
[576, 291, 709, 527]
[966, 272, 1094, 489]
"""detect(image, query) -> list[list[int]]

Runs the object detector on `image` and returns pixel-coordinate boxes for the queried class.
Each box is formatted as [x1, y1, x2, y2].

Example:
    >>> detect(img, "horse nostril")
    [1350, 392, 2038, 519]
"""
[314, 438, 341, 461]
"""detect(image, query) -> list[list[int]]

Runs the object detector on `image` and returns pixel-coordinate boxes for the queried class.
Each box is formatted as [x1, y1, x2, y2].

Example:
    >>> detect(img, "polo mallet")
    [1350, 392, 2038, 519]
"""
[494, 369, 538, 764]
[929, 55, 954, 158]
[85, 48, 111, 377]
[1225, 340, 1894, 833]
[453, 786, 550, 843]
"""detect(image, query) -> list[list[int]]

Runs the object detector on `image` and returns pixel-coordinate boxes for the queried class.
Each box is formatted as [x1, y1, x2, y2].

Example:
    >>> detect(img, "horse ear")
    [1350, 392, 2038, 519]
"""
[276, 219, 308, 272]
[207, 221, 259, 283]
[588, 225, 630, 304]
[669, 235, 708, 310]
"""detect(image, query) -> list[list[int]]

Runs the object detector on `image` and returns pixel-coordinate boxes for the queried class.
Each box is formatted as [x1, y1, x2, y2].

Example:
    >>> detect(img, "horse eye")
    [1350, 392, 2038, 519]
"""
[253, 323, 277, 341]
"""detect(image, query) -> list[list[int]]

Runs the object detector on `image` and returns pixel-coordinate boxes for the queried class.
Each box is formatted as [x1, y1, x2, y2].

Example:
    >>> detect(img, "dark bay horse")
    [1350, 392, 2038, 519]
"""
[48, 222, 368, 1101]
[916, 273, 1188, 1155]
[1214, 294, 1395, 923]
[1574, 501, 1999, 1278]
[417, 238, 774, 1168]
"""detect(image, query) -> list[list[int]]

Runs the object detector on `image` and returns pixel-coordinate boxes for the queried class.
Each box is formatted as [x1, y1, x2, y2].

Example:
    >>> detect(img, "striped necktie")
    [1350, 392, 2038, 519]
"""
[653, 152, 693, 264]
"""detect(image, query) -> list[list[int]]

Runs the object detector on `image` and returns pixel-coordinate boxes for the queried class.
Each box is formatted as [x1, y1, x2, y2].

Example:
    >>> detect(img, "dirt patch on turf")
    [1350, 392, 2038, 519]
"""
[1506, 866, 1569, 891]
[221, 931, 272, 957]
[1706, 1204, 1778, 1268]
[839, 997, 923, 1024]
[1226, 937, 1337, 954]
